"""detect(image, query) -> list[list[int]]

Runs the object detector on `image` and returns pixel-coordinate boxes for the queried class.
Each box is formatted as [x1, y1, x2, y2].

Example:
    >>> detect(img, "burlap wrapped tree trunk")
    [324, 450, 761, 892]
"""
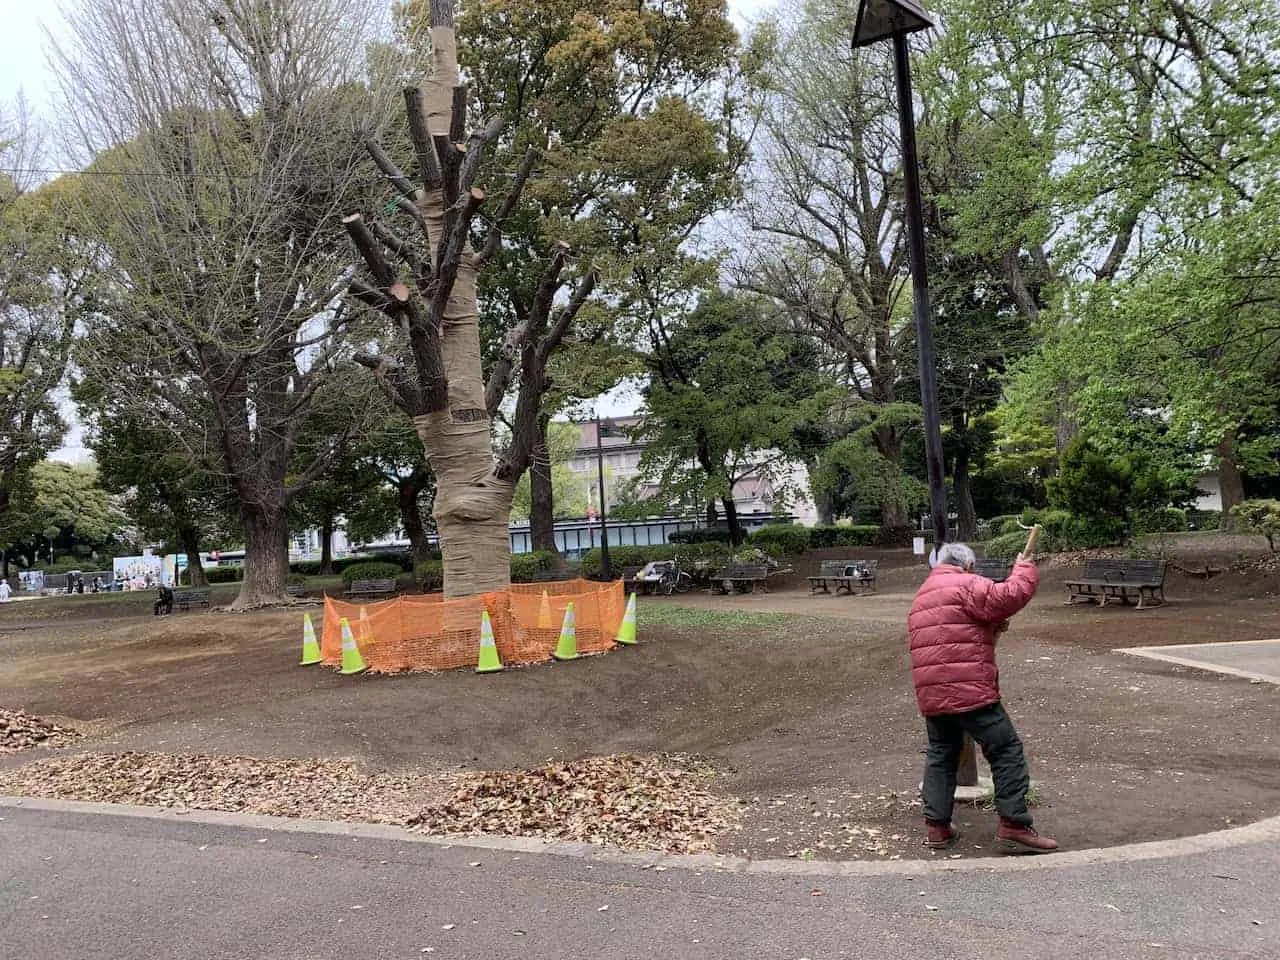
[346, 0, 594, 598]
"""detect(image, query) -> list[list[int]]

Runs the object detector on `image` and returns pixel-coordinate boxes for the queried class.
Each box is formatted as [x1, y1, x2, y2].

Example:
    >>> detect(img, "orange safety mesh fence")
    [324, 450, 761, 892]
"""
[320, 579, 626, 673]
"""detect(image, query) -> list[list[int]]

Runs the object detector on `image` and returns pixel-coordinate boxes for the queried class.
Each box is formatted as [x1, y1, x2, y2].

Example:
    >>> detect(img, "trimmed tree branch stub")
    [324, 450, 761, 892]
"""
[404, 86, 443, 191]
[343, 213, 396, 287]
[363, 138, 418, 200]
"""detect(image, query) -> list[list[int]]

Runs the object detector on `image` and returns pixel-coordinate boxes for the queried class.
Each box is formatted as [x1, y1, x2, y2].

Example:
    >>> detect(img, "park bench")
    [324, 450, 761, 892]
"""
[807, 559, 877, 595]
[174, 589, 211, 612]
[1065, 559, 1168, 609]
[344, 578, 399, 601]
[712, 563, 770, 595]
[620, 566, 643, 592]
[285, 583, 308, 597]
[530, 568, 574, 583]
[973, 560, 1012, 582]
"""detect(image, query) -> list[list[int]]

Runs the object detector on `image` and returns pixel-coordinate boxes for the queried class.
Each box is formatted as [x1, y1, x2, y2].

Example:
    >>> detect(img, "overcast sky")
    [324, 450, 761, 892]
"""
[2, 0, 772, 460]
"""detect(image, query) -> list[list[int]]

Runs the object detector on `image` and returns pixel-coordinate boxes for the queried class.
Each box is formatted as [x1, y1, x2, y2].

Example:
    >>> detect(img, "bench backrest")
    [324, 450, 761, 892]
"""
[1080, 558, 1167, 584]
[349, 578, 397, 591]
[719, 564, 768, 578]
[178, 590, 209, 600]
[817, 560, 849, 576]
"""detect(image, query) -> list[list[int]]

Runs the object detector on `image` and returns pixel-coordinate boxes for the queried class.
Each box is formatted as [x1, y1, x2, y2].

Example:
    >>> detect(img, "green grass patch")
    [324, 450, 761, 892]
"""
[638, 603, 839, 636]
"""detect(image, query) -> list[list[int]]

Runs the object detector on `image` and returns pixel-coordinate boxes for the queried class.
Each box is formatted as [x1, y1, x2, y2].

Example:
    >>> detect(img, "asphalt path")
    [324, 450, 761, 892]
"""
[2, 804, 1278, 959]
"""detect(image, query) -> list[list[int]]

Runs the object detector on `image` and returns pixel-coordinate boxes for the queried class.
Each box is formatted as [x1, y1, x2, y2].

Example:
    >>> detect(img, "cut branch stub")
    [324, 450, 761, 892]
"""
[450, 85, 468, 143]
[343, 212, 397, 288]
[435, 133, 462, 205]
[363, 139, 418, 200]
[404, 86, 443, 191]
[430, 187, 486, 323]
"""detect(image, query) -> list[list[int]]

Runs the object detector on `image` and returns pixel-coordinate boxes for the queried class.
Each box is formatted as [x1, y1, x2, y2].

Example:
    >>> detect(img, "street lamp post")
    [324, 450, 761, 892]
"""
[852, 0, 948, 553]
[594, 416, 613, 581]
[853, 0, 978, 789]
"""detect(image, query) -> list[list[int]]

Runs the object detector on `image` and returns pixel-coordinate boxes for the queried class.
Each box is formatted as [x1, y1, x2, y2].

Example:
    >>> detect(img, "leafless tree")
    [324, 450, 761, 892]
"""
[736, 0, 918, 527]
[345, 0, 596, 598]
[51, 0, 398, 607]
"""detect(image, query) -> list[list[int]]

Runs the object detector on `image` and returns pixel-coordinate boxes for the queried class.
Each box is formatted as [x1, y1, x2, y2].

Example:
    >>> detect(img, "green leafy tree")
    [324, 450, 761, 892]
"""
[1230, 500, 1280, 552]
[639, 291, 834, 544]
[1047, 436, 1197, 540]
[510, 422, 588, 523]
[1, 170, 98, 557]
[88, 415, 236, 587]
[3, 460, 125, 569]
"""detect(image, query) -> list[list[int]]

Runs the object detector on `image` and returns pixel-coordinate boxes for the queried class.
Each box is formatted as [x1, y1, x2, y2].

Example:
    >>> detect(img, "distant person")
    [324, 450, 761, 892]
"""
[92, 577, 103, 593]
[154, 585, 174, 616]
[0, 579, 11, 603]
[907, 542, 1057, 854]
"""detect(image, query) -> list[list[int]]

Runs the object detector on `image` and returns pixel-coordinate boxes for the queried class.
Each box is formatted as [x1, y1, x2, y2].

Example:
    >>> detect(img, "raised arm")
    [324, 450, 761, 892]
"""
[963, 558, 1039, 625]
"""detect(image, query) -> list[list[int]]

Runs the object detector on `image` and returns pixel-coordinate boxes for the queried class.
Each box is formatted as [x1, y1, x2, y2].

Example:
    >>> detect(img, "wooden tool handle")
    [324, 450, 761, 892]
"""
[1022, 524, 1042, 558]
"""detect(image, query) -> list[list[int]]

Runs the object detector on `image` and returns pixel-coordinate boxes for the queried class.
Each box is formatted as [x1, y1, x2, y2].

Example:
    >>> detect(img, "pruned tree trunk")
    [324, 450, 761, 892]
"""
[318, 514, 335, 575]
[347, 0, 594, 599]
[530, 416, 557, 554]
[179, 524, 207, 587]
[238, 507, 289, 607]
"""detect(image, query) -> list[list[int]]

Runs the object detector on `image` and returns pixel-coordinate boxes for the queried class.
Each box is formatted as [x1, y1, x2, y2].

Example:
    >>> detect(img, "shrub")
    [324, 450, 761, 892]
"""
[808, 525, 879, 548]
[1021, 507, 1121, 550]
[415, 559, 444, 592]
[1133, 507, 1188, 536]
[1230, 499, 1280, 551]
[668, 529, 732, 545]
[872, 525, 914, 548]
[340, 561, 405, 585]
[290, 560, 321, 576]
[578, 542, 733, 578]
[286, 573, 308, 586]
[204, 566, 243, 583]
[746, 524, 810, 556]
[510, 550, 557, 582]
[986, 515, 1024, 537]
[1188, 509, 1221, 531]
[980, 531, 1028, 560]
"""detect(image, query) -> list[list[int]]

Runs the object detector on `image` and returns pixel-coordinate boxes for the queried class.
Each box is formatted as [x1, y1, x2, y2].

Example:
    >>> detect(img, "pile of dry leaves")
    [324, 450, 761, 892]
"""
[0, 752, 442, 823]
[408, 754, 736, 853]
[0, 751, 737, 853]
[0, 709, 82, 754]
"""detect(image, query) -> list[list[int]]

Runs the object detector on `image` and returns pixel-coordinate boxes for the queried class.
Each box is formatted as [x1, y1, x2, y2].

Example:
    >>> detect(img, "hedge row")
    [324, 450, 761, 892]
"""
[411, 551, 561, 592]
[290, 553, 418, 576]
[667, 529, 733, 545]
[340, 561, 406, 585]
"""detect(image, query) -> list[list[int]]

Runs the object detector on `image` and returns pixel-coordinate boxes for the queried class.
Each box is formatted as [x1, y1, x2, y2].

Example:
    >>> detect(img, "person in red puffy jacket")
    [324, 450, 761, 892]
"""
[907, 542, 1058, 854]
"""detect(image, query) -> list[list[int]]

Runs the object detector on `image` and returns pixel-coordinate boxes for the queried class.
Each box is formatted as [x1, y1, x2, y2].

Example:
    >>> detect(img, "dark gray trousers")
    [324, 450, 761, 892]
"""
[922, 702, 1032, 826]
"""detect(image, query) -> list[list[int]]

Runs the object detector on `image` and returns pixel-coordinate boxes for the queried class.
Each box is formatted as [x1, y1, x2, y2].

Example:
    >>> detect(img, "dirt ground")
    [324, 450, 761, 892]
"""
[1, 540, 1277, 861]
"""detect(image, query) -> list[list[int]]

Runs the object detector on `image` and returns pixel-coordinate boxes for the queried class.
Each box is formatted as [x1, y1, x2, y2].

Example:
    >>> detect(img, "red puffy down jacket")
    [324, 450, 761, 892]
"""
[907, 561, 1039, 717]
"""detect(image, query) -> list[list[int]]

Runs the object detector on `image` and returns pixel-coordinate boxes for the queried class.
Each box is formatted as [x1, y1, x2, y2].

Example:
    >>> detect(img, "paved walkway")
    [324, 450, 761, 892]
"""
[1120, 639, 1280, 684]
[2, 801, 1277, 959]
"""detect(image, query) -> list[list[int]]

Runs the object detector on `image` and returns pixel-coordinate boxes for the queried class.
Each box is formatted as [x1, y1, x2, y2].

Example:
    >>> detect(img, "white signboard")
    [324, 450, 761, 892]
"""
[912, 536, 926, 556]
[113, 555, 164, 590]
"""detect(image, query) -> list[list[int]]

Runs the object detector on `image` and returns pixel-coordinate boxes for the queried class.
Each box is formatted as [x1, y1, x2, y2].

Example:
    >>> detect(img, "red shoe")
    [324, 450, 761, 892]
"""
[997, 818, 1058, 854]
[923, 819, 959, 850]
